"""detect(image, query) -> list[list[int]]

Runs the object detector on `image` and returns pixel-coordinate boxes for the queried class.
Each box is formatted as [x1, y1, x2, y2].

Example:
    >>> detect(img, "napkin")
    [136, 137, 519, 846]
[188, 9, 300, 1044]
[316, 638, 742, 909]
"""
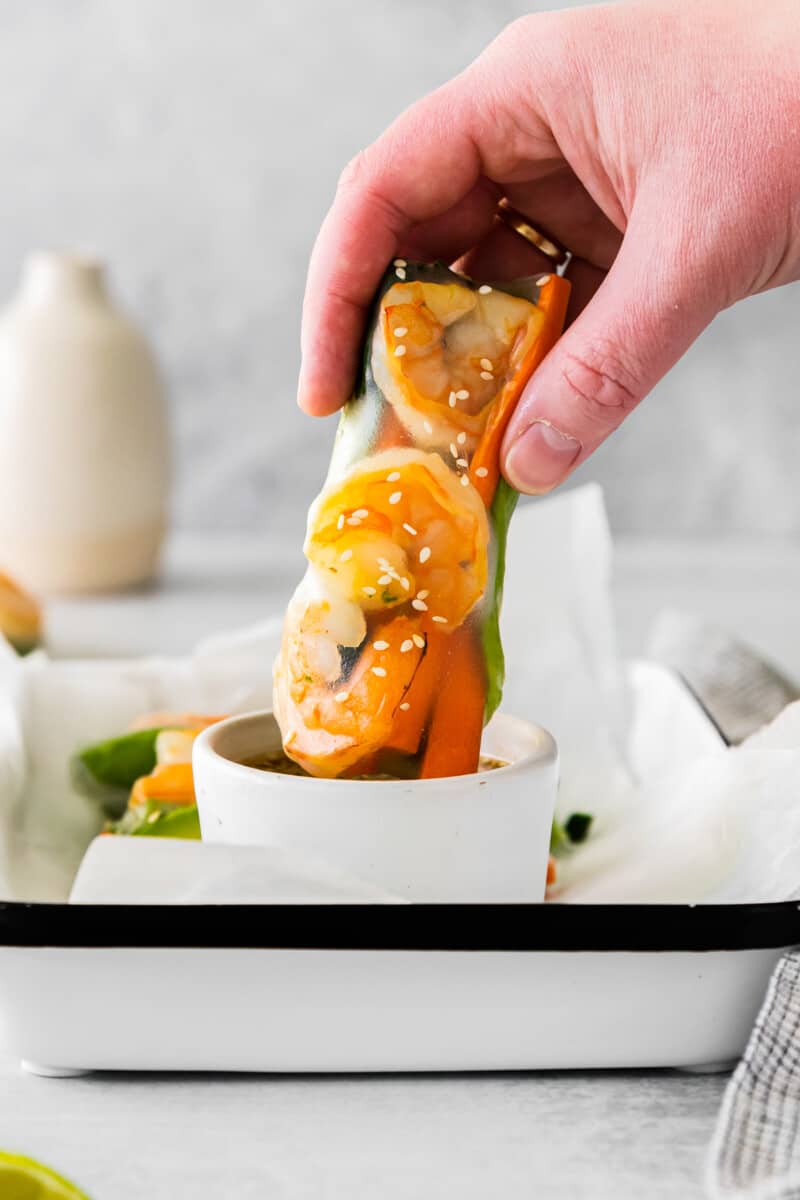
[707, 952, 800, 1199]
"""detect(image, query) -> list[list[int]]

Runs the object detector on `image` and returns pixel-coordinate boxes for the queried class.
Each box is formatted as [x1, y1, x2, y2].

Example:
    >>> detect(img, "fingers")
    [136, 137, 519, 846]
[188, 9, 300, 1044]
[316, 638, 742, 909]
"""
[501, 206, 720, 493]
[456, 164, 620, 323]
[457, 221, 607, 324]
[399, 177, 500, 263]
[298, 78, 485, 416]
[501, 171, 622, 271]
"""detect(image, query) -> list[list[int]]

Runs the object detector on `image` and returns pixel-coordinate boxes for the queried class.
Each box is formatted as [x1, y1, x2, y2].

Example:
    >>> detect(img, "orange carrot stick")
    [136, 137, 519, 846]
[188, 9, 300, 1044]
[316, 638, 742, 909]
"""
[470, 275, 571, 506]
[130, 762, 196, 807]
[385, 629, 448, 757]
[422, 277, 571, 778]
[420, 626, 486, 778]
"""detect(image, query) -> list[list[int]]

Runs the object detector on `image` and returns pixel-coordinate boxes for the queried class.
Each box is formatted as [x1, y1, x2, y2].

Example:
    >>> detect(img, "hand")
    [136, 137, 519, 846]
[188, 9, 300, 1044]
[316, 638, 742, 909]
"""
[297, 0, 800, 493]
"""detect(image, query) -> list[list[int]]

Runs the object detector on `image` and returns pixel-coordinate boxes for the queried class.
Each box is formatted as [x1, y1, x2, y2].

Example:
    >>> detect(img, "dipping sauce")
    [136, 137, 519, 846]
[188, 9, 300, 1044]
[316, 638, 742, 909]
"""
[243, 751, 508, 780]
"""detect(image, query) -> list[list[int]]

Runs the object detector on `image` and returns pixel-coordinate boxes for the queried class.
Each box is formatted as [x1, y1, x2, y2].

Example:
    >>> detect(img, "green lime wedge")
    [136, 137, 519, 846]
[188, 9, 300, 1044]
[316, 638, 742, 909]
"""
[0, 1151, 91, 1200]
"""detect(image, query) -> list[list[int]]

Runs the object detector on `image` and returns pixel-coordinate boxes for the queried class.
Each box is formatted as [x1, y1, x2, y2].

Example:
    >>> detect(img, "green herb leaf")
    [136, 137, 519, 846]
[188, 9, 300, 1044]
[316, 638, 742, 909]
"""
[110, 800, 201, 839]
[564, 812, 593, 844]
[551, 812, 595, 857]
[481, 478, 520, 722]
[71, 729, 164, 818]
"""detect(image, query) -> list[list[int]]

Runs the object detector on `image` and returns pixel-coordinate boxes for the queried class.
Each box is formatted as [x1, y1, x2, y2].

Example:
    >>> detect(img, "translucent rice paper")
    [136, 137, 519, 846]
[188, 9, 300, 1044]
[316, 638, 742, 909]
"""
[273, 263, 568, 779]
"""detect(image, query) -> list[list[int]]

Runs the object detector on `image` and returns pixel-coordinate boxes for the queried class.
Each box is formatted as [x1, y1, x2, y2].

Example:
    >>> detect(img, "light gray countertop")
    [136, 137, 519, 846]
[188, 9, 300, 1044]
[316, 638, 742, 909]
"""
[4, 531, 796, 1199]
[0, 1054, 726, 1200]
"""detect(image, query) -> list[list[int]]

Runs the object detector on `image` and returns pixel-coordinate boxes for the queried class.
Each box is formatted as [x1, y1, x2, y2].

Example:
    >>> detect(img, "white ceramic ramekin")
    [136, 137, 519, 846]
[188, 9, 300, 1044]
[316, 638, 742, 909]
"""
[193, 710, 557, 902]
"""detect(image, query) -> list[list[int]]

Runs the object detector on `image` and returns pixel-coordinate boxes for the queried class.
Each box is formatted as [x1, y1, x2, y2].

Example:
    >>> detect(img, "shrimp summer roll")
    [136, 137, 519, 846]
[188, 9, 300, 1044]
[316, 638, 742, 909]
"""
[274, 262, 570, 779]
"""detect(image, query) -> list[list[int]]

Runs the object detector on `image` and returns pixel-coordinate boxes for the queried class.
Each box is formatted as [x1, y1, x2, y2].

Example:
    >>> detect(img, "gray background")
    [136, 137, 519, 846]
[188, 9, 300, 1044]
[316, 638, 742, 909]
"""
[1, 0, 797, 545]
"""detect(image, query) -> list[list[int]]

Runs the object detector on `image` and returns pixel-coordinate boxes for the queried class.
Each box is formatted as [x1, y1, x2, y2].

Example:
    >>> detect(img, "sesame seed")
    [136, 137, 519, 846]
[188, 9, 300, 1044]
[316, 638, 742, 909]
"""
[387, 472, 401, 482]
[480, 371, 493, 380]
[432, 615, 448, 624]
[378, 574, 392, 586]
[396, 267, 407, 280]
[394, 344, 407, 358]
[335, 691, 349, 702]
[363, 586, 377, 597]
[456, 389, 469, 400]
[456, 458, 468, 468]
[416, 589, 429, 600]
[412, 599, 428, 612]
[457, 432, 467, 445]
[400, 639, 413, 653]
[419, 546, 431, 564]
[478, 284, 492, 294]
[475, 466, 488, 478]
[353, 508, 369, 519]
[340, 548, 353, 562]
[337, 514, 345, 530]
[460, 474, 470, 487]
[400, 577, 410, 590]
[480, 358, 494, 371]
[450, 443, 459, 458]
[412, 634, 425, 648]
[347, 517, 361, 526]
[399, 702, 410, 711]
[448, 391, 457, 408]
[536, 274, 550, 286]
[393, 326, 408, 337]
[371, 666, 387, 677]
[423, 420, 433, 434]
[402, 522, 417, 536]
[377, 556, 391, 567]
[373, 640, 390, 651]
[389, 491, 402, 505]
[393, 258, 407, 268]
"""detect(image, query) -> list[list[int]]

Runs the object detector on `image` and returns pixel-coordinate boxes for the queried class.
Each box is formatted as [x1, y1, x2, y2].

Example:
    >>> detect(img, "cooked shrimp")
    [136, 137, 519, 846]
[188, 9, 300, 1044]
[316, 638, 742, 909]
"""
[371, 280, 544, 453]
[273, 447, 490, 777]
[274, 591, 426, 777]
[307, 446, 489, 632]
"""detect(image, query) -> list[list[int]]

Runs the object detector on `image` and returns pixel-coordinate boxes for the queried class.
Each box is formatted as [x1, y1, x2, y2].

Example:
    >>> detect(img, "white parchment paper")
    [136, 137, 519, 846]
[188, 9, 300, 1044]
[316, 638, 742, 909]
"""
[1, 483, 799, 905]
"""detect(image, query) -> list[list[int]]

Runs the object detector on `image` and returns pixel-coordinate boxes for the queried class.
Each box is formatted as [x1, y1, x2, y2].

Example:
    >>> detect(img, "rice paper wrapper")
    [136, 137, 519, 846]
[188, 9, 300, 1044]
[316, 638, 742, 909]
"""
[273, 263, 569, 780]
[1, 482, 799, 906]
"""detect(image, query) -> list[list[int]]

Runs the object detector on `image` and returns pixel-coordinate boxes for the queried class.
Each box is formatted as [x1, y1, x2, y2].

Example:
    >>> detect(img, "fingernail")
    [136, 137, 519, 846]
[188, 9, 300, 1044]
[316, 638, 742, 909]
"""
[504, 420, 581, 493]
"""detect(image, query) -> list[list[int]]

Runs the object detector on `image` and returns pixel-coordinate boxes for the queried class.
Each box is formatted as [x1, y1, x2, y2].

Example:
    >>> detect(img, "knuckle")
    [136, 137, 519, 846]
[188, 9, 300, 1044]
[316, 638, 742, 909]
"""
[336, 150, 371, 194]
[482, 12, 566, 75]
[561, 345, 640, 424]
[477, 11, 588, 119]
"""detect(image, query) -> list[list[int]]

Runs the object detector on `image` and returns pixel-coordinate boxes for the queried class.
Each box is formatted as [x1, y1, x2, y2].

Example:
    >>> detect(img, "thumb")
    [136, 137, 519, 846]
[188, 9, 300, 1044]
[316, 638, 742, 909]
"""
[502, 210, 719, 494]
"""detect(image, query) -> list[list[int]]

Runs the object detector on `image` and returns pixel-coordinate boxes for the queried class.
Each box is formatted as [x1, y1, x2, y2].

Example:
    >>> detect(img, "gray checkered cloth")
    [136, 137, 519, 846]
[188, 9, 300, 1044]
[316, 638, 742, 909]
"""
[707, 952, 800, 1198]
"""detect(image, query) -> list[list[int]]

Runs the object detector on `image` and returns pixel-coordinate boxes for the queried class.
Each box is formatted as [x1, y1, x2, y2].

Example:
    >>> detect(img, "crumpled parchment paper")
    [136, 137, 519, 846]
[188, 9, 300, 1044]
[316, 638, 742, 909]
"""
[2, 482, 798, 906]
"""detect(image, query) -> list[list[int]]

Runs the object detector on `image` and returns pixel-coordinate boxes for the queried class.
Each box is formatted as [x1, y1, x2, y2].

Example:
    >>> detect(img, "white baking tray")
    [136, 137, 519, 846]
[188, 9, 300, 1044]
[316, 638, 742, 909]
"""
[0, 900, 793, 1074]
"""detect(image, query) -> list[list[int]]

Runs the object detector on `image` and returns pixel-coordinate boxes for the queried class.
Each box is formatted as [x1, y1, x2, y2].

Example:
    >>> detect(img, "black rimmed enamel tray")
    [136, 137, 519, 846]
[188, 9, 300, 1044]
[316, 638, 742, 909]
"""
[0, 900, 795, 1075]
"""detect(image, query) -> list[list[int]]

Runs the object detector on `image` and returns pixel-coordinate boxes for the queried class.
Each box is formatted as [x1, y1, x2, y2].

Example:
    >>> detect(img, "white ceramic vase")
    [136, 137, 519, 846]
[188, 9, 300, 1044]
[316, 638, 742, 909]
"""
[0, 252, 170, 593]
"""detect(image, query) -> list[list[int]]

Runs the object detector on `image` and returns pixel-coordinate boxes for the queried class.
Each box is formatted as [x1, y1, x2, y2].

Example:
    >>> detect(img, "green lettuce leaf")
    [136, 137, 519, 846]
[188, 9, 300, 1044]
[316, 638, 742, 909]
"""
[481, 478, 519, 722]
[110, 800, 201, 839]
[71, 729, 165, 818]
